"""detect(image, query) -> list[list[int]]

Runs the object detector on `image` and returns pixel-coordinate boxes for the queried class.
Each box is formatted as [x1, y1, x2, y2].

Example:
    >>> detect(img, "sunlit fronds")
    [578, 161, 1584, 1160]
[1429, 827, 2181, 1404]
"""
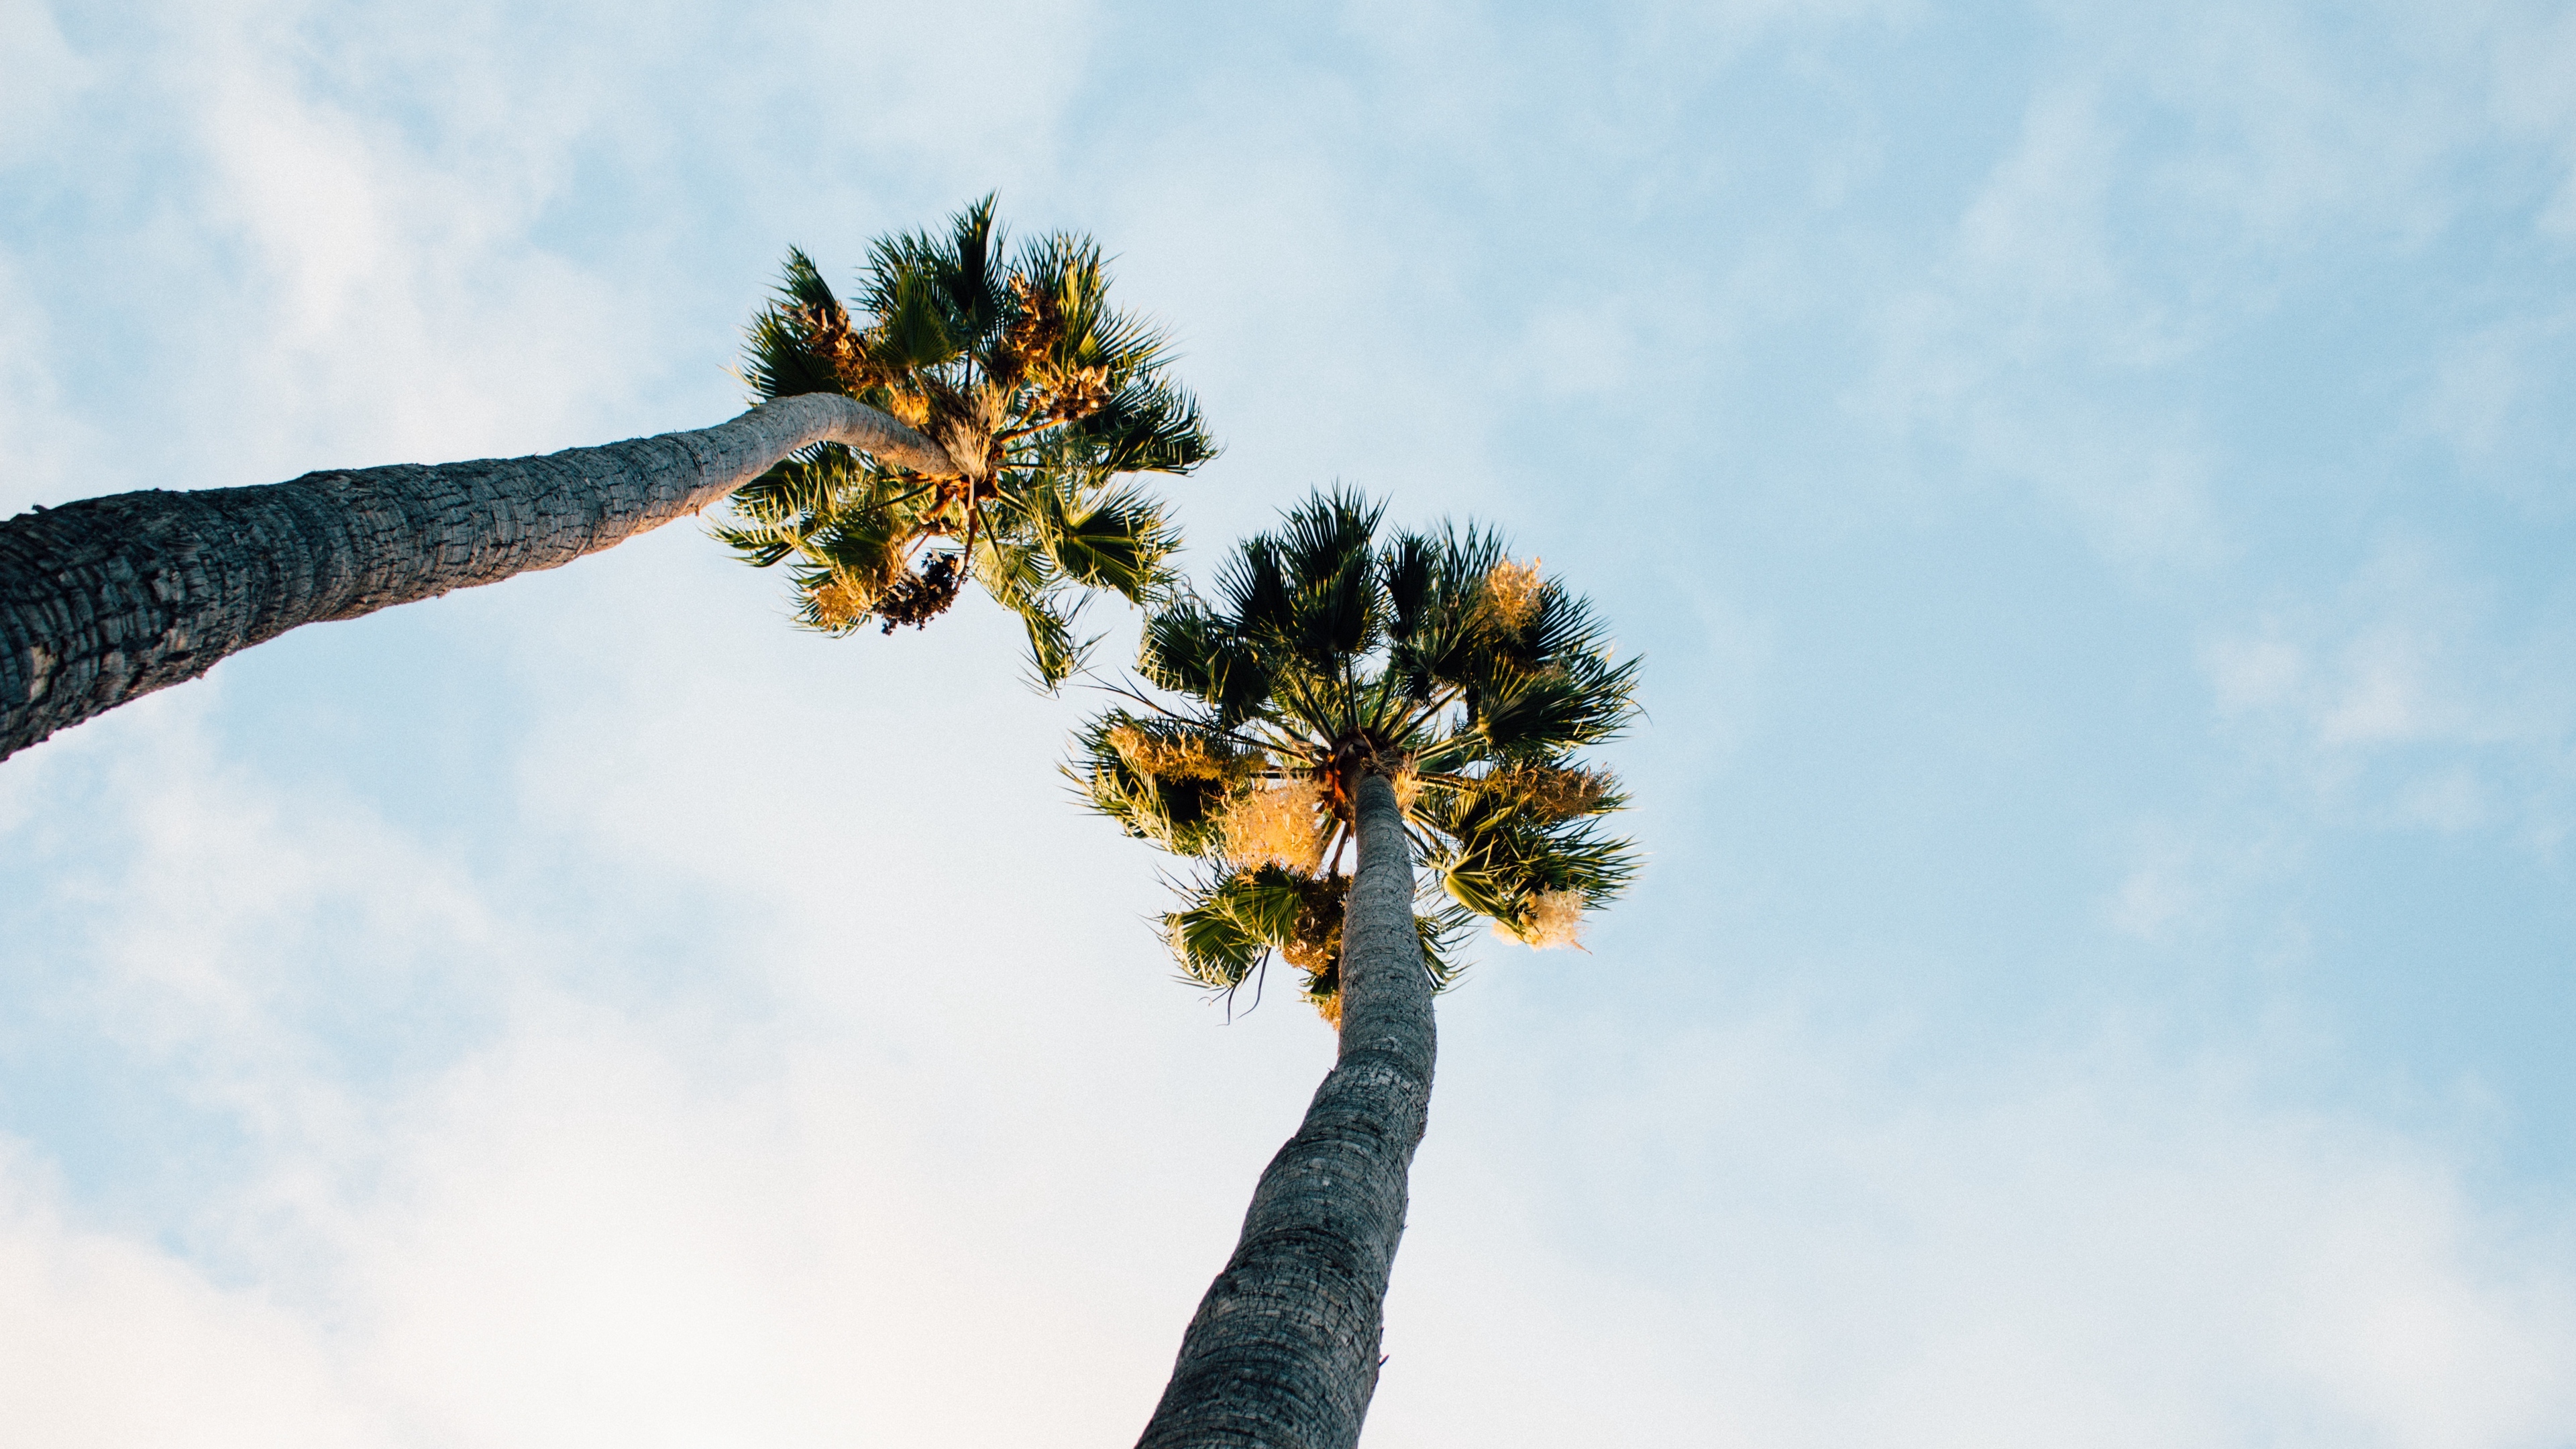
[1017, 479, 1178, 603]
[1073, 712, 1232, 857]
[1220, 780, 1329, 873]
[1468, 654, 1642, 758]
[1073, 487, 1642, 1016]
[1106, 719, 1256, 785]
[1069, 381, 1215, 476]
[1161, 865, 1344, 996]
[720, 197, 1216, 669]
[1383, 521, 1509, 696]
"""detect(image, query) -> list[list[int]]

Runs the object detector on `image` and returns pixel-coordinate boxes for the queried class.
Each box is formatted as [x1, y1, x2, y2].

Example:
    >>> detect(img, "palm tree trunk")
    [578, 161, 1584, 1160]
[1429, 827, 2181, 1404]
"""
[0, 394, 951, 761]
[1137, 767, 1436, 1449]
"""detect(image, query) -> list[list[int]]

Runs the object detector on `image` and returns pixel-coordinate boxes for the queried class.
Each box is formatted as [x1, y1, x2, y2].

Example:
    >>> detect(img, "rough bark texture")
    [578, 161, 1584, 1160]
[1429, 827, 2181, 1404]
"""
[1137, 769, 1437, 1449]
[0, 394, 951, 761]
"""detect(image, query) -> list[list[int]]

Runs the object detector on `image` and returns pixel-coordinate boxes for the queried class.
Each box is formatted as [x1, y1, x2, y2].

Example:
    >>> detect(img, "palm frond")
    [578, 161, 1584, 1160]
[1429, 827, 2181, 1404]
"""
[1014, 478, 1177, 604]
[740, 250, 848, 402]
[1065, 380, 1216, 475]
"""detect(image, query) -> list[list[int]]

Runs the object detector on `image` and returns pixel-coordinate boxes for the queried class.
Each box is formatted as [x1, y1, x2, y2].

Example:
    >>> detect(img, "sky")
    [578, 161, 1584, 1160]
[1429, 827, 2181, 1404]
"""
[3, 0, 2575, 1444]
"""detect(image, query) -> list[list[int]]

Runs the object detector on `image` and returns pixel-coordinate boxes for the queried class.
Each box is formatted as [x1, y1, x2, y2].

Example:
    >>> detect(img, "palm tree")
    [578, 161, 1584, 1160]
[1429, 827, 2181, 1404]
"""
[716, 195, 1213, 686]
[0, 197, 1211, 761]
[1072, 490, 1641, 1448]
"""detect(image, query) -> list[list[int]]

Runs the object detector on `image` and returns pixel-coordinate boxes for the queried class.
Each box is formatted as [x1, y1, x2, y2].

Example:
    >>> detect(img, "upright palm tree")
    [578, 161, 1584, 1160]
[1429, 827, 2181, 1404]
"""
[1073, 490, 1641, 1448]
[0, 197, 1210, 761]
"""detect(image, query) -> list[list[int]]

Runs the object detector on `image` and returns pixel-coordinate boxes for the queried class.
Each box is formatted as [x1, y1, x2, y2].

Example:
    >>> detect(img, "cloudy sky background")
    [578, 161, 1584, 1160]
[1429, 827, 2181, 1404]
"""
[5, 0, 2576, 1442]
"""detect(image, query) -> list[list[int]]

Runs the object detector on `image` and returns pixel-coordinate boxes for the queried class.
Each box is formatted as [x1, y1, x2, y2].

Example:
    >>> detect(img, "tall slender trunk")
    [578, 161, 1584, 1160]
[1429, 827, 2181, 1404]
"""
[1138, 767, 1436, 1449]
[0, 393, 951, 761]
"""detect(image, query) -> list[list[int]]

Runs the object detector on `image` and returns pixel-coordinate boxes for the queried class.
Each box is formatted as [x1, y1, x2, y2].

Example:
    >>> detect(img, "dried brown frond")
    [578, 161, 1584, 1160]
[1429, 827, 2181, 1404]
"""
[798, 301, 857, 368]
[1221, 780, 1328, 873]
[1483, 557, 1546, 632]
[1107, 725, 1234, 782]
[1493, 888, 1587, 950]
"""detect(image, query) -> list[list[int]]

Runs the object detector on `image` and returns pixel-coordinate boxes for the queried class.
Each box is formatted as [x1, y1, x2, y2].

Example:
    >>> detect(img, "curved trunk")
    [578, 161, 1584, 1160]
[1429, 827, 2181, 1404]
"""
[0, 393, 952, 761]
[1138, 768, 1436, 1449]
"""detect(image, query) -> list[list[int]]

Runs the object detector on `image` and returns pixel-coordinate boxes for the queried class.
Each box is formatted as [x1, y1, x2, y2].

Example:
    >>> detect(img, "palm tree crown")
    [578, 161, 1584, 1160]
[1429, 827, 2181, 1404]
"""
[718, 196, 1216, 686]
[1075, 488, 1641, 1019]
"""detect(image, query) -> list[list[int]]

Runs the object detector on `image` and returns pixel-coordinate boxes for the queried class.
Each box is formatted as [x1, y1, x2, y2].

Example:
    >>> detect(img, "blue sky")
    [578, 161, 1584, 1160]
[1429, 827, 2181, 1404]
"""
[4, 0, 2575, 1443]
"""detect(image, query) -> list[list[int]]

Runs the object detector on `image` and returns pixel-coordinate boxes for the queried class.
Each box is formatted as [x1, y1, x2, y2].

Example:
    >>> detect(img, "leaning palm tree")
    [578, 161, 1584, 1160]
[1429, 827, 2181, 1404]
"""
[1072, 490, 1641, 1448]
[715, 195, 1212, 686]
[0, 196, 1210, 761]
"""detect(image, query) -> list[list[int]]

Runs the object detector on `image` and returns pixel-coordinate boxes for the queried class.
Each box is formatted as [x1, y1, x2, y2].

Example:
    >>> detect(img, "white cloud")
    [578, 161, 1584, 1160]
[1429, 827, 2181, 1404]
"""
[0, 2, 87, 162]
[1374, 1006, 2576, 1447]
[1859, 80, 2226, 567]
[2484, 5, 2576, 237]
[0, 256, 91, 517]
[0, 1140, 372, 1448]
[2414, 307, 2576, 517]
[2198, 543, 2576, 845]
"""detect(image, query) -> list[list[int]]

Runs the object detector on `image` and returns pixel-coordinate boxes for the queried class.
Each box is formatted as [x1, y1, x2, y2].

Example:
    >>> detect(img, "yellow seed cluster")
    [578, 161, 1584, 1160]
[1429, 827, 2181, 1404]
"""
[1485, 764, 1611, 820]
[1521, 889, 1587, 948]
[1484, 557, 1546, 631]
[1222, 780, 1328, 872]
[1389, 767, 1424, 814]
[810, 575, 877, 629]
[1107, 724, 1233, 782]
[1493, 888, 1587, 949]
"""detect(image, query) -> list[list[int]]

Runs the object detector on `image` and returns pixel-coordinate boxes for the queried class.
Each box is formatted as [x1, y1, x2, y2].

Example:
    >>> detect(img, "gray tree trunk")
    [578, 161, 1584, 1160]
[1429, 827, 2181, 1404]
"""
[0, 394, 951, 761]
[1136, 767, 1437, 1449]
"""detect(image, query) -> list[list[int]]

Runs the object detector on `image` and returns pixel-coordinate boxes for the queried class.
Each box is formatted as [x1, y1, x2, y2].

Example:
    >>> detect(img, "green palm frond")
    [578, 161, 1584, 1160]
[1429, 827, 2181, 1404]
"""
[1138, 600, 1274, 728]
[741, 250, 850, 402]
[1467, 653, 1644, 758]
[1013, 477, 1177, 604]
[1162, 865, 1351, 1010]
